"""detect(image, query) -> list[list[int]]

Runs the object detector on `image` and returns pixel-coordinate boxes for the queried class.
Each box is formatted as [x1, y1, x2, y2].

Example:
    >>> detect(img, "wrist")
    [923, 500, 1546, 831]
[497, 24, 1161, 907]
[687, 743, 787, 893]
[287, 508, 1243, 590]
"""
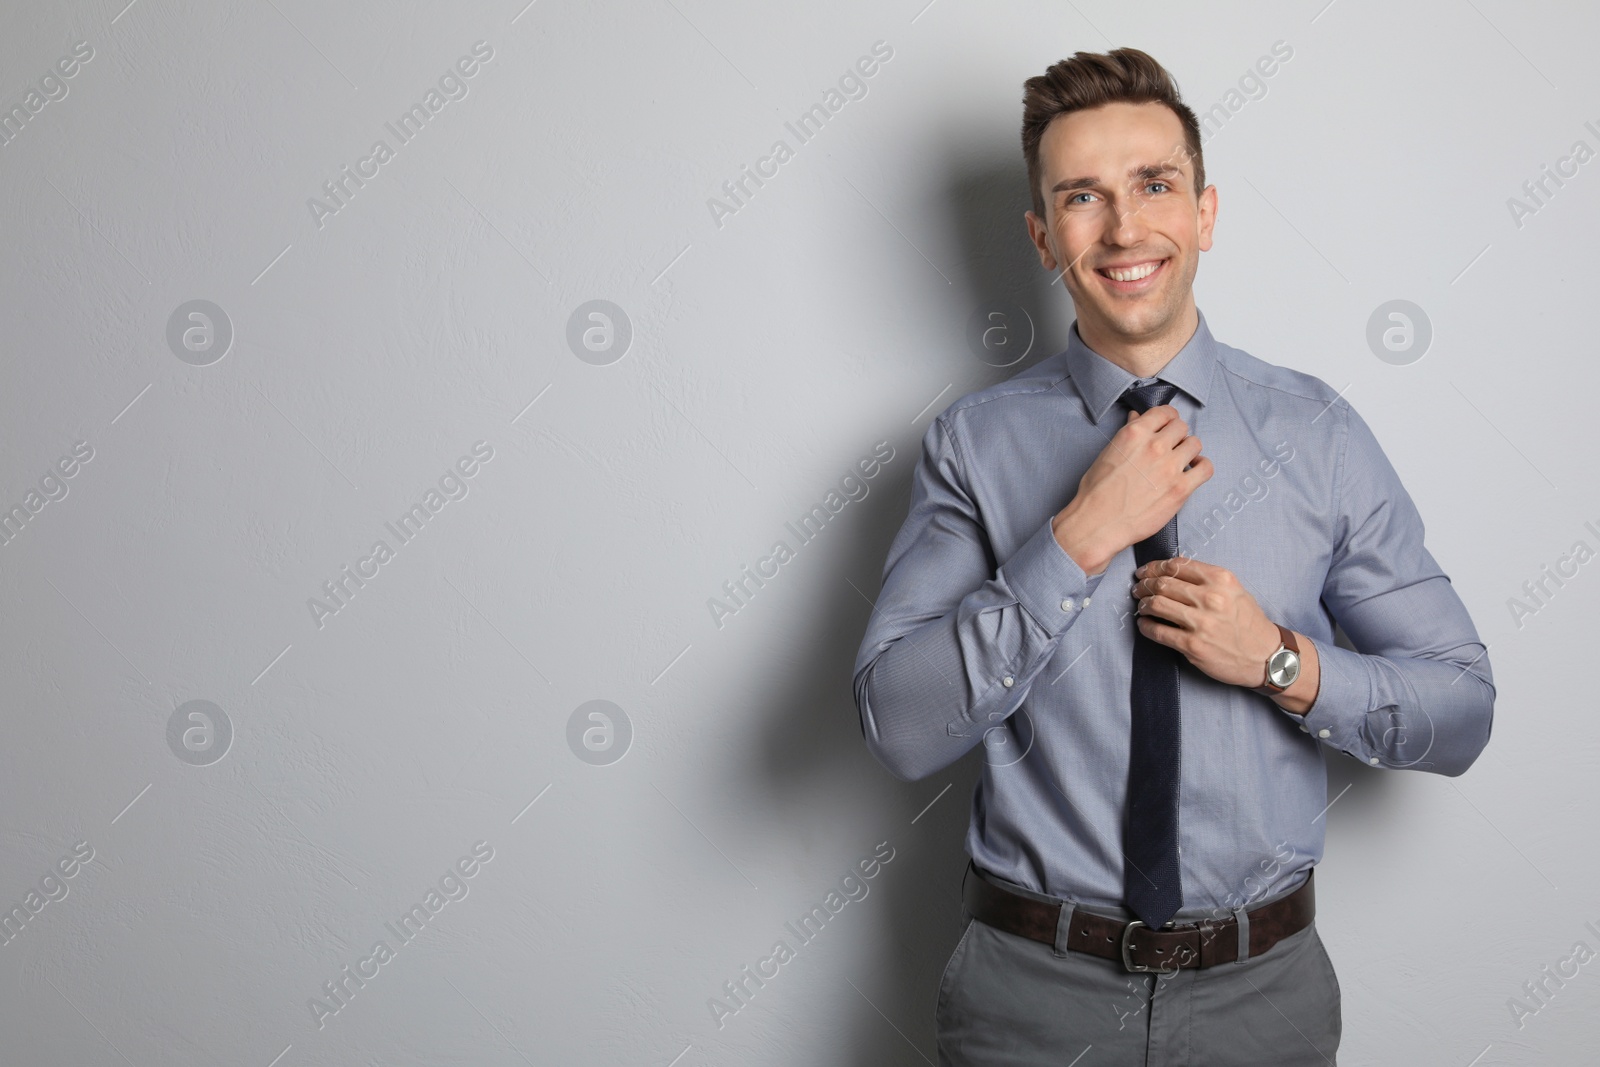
[1250, 620, 1293, 695]
[1052, 503, 1118, 576]
[1263, 629, 1320, 716]
[1255, 618, 1284, 686]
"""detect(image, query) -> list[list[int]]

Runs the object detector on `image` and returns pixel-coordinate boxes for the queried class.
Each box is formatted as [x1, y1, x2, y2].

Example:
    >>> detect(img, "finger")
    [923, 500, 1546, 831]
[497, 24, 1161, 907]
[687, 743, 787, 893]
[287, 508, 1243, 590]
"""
[1181, 454, 1215, 487]
[1149, 410, 1189, 443]
[1152, 572, 1203, 604]
[1136, 573, 1203, 605]
[1134, 556, 1192, 584]
[1135, 404, 1183, 435]
[1150, 556, 1226, 586]
[1173, 434, 1203, 473]
[1136, 612, 1185, 646]
[1136, 556, 1187, 579]
[1137, 592, 1192, 627]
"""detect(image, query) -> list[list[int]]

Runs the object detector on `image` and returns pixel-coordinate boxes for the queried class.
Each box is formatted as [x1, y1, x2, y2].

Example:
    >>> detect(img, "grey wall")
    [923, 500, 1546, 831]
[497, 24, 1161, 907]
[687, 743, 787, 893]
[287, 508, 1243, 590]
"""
[0, 0, 1594, 1064]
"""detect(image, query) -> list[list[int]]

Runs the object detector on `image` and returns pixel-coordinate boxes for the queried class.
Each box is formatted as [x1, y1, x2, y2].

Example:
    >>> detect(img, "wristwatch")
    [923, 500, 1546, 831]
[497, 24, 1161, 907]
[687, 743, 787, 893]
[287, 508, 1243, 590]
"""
[1252, 624, 1301, 696]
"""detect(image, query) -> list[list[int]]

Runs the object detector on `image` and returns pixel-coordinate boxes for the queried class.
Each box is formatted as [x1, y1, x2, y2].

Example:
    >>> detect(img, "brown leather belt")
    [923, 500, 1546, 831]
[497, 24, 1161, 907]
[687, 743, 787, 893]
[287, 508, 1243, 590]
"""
[962, 862, 1315, 972]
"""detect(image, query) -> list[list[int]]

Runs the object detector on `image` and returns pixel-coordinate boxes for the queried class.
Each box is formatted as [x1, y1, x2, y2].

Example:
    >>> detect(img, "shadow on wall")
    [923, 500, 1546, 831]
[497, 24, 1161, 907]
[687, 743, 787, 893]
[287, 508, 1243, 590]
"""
[1320, 623, 1397, 825]
[726, 149, 1402, 1063]
[723, 154, 1079, 1065]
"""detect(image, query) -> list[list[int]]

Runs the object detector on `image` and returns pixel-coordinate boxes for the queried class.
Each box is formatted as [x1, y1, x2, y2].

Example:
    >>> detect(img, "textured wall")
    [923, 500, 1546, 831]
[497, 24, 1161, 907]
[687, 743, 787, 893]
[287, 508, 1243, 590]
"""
[0, 1, 1594, 1064]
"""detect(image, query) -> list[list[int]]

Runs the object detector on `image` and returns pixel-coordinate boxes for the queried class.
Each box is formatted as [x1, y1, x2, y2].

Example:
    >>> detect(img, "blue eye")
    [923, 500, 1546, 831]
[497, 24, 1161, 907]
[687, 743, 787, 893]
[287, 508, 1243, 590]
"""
[1069, 192, 1096, 204]
[1147, 182, 1170, 194]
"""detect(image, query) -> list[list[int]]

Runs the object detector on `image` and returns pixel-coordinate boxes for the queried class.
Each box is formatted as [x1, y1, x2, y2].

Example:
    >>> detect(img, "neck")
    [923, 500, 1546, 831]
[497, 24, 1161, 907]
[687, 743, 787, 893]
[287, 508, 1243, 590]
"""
[1075, 300, 1200, 380]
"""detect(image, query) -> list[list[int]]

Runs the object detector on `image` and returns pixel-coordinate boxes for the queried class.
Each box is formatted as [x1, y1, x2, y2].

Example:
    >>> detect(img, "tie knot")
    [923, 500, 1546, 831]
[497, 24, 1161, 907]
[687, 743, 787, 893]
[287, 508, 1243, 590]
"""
[1120, 380, 1178, 415]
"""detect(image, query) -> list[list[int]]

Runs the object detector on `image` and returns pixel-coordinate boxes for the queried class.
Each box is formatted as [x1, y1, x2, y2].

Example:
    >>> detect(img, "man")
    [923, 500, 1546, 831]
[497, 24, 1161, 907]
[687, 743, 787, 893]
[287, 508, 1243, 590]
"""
[851, 47, 1494, 1066]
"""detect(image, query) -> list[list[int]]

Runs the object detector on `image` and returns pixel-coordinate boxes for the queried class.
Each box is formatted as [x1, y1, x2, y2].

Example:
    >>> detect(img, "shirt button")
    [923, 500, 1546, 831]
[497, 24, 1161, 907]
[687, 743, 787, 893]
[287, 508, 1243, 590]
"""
[1061, 598, 1074, 612]
[1002, 676, 1015, 688]
[1368, 757, 1380, 765]
[1299, 724, 1309, 733]
[1083, 596, 1093, 608]
[1317, 728, 1331, 739]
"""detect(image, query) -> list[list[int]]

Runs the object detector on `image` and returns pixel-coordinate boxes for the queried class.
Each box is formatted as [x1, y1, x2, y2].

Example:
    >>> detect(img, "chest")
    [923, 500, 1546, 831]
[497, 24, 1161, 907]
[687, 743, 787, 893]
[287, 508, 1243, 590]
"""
[972, 401, 1337, 626]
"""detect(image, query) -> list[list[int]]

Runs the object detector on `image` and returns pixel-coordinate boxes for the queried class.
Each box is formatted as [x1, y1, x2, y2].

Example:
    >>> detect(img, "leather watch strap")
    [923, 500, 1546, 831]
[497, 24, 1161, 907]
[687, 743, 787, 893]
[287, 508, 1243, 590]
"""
[1252, 624, 1299, 696]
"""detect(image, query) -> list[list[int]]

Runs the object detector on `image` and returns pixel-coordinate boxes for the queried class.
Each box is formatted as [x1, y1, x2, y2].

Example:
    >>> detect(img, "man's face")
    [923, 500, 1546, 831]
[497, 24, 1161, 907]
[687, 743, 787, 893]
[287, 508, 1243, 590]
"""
[1026, 101, 1216, 345]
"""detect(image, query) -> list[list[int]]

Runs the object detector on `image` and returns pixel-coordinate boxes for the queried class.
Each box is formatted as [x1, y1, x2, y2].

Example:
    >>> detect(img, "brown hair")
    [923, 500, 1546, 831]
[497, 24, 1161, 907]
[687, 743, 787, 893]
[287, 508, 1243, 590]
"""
[1020, 48, 1204, 219]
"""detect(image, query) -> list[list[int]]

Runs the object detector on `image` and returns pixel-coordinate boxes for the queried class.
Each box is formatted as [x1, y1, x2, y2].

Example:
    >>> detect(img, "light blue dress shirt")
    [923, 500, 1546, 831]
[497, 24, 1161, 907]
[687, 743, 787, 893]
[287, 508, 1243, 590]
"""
[852, 309, 1495, 920]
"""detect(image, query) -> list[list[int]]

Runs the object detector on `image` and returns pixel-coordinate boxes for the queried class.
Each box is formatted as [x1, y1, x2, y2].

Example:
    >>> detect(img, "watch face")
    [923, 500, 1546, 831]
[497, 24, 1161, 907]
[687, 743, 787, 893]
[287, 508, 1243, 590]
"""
[1268, 649, 1300, 688]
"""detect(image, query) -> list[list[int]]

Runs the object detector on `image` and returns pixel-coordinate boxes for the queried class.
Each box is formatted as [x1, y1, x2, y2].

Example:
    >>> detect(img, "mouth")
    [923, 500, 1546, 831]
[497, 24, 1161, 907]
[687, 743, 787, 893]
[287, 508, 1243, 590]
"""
[1093, 257, 1168, 292]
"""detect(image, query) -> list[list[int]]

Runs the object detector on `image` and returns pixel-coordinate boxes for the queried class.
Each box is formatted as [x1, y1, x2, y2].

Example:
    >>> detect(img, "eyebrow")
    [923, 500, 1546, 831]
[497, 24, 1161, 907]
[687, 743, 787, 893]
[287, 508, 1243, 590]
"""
[1051, 163, 1185, 195]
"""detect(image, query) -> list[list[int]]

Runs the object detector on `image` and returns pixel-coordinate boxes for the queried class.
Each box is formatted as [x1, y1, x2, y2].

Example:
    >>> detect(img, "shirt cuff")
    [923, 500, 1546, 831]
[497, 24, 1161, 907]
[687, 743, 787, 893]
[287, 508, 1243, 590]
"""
[1000, 519, 1109, 639]
[1286, 639, 1378, 763]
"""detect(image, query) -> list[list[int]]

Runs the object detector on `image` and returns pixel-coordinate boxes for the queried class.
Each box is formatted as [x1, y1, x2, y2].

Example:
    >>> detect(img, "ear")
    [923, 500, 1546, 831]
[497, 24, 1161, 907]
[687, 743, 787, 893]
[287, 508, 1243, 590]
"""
[1196, 183, 1218, 253]
[1024, 209, 1058, 272]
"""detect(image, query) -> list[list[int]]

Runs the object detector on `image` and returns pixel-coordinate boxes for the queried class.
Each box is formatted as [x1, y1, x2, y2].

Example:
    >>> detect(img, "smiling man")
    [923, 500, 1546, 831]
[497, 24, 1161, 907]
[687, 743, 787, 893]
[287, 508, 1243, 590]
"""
[852, 48, 1495, 1066]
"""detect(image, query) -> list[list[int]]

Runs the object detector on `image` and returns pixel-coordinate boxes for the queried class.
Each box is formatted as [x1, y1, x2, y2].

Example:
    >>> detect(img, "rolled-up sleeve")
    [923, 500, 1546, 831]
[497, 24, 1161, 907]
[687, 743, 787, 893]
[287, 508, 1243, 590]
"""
[1290, 401, 1495, 776]
[853, 416, 1106, 781]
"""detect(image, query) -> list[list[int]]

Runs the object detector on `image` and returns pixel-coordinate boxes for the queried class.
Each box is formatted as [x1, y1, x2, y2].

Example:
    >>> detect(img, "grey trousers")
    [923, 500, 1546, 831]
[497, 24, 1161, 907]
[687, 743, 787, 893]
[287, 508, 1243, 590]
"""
[935, 906, 1341, 1066]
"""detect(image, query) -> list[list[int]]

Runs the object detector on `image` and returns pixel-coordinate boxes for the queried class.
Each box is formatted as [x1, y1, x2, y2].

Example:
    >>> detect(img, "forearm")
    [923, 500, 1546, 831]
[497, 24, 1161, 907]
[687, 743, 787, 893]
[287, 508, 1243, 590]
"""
[855, 520, 1106, 781]
[1283, 637, 1494, 775]
[857, 610, 1037, 782]
[1304, 400, 1496, 776]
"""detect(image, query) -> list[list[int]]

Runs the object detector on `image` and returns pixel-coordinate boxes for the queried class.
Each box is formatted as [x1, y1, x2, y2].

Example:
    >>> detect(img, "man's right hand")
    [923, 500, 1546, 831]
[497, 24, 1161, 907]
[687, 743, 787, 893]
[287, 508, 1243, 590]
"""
[1050, 405, 1212, 574]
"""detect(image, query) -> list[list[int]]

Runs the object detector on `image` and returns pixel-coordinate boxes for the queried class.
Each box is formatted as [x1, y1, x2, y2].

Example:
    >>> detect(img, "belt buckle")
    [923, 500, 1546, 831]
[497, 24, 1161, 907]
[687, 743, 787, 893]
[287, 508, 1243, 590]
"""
[1119, 920, 1181, 974]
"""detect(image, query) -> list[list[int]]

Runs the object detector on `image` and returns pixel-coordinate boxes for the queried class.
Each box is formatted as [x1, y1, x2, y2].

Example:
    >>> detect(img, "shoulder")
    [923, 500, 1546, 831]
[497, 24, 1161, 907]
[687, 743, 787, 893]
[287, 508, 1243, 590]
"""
[919, 356, 1083, 476]
[1212, 340, 1347, 417]
[929, 355, 1073, 442]
[1210, 338, 1398, 495]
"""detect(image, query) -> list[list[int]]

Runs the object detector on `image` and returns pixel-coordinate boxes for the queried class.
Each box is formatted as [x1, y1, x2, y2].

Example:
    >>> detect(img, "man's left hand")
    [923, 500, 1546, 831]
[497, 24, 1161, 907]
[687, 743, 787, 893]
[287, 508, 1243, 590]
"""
[1130, 556, 1281, 689]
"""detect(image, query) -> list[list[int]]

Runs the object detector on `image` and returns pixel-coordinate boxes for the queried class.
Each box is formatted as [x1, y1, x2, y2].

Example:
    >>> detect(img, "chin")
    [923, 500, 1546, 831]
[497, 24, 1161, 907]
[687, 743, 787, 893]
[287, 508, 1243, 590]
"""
[1096, 299, 1173, 338]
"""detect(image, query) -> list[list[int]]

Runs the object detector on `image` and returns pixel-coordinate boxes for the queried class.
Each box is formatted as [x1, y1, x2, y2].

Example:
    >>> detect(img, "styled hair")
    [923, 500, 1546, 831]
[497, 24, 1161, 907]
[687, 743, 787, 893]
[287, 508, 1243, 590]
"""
[1020, 47, 1204, 218]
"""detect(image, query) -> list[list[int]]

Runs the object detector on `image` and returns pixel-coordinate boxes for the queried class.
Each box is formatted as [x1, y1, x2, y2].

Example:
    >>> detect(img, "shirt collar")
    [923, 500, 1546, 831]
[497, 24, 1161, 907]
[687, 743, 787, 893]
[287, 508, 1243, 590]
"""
[1062, 308, 1219, 425]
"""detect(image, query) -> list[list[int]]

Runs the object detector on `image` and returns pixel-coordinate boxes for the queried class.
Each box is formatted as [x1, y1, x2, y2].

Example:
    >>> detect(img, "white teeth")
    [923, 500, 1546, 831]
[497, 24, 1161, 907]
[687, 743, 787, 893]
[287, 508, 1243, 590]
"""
[1103, 261, 1160, 282]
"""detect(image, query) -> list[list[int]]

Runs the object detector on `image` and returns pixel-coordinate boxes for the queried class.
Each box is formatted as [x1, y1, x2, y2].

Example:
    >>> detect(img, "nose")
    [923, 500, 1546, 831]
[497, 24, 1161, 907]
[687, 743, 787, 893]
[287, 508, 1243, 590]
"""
[1106, 194, 1151, 247]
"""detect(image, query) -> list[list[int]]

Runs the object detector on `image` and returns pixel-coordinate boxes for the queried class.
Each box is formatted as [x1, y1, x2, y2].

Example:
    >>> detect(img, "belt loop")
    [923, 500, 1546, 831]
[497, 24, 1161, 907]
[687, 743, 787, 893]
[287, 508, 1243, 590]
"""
[1053, 900, 1078, 958]
[1232, 904, 1250, 964]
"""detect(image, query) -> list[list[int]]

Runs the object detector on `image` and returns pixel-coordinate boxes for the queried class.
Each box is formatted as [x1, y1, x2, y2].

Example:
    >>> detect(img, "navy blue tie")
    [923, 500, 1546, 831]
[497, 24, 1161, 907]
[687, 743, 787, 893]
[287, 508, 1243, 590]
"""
[1118, 380, 1185, 930]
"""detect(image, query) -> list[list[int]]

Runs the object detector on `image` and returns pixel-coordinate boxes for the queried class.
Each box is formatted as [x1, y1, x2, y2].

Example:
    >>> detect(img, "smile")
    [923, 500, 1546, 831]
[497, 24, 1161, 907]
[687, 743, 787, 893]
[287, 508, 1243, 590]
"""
[1094, 258, 1167, 288]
